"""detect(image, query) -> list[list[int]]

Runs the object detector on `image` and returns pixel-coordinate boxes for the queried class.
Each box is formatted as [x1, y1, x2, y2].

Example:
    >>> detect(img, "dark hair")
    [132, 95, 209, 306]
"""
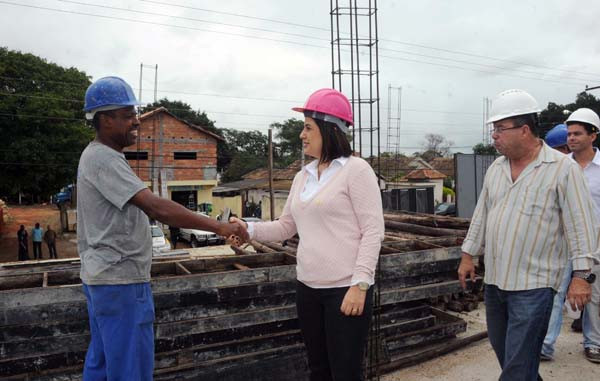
[313, 119, 352, 164]
[35, 223, 40, 228]
[568, 122, 598, 135]
[512, 113, 540, 137]
[91, 110, 117, 130]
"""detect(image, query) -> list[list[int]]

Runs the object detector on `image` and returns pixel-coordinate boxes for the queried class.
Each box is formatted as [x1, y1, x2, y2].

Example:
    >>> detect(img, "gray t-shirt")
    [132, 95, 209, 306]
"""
[77, 141, 152, 285]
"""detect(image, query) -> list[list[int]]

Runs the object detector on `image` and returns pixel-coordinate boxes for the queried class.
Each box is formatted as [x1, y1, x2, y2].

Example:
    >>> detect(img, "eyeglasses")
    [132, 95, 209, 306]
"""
[490, 124, 524, 135]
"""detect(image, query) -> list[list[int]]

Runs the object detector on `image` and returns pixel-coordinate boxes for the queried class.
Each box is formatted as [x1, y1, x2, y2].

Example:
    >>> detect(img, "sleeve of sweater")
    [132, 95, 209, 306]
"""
[251, 171, 301, 242]
[349, 160, 385, 285]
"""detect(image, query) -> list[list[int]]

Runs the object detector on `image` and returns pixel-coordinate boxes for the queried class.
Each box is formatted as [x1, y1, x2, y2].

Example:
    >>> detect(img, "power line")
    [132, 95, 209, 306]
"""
[1, 1, 594, 87]
[377, 52, 587, 87]
[140, 0, 600, 79]
[0, 1, 328, 50]
[55, 0, 329, 42]
[380, 38, 600, 79]
[378, 47, 593, 84]
[139, 0, 330, 32]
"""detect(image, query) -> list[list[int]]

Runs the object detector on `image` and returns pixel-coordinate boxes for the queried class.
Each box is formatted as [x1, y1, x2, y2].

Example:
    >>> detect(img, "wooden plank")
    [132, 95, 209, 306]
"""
[385, 220, 466, 237]
[250, 240, 278, 254]
[384, 213, 470, 230]
[175, 262, 191, 275]
[379, 331, 487, 374]
[233, 263, 250, 271]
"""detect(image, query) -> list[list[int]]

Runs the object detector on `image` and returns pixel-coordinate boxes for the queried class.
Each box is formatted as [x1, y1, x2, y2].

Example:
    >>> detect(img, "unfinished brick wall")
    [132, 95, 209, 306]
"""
[124, 110, 218, 182]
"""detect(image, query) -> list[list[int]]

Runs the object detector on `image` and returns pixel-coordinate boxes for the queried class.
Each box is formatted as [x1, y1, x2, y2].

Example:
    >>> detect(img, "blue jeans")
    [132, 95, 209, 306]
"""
[485, 284, 555, 381]
[83, 283, 155, 381]
[542, 262, 600, 357]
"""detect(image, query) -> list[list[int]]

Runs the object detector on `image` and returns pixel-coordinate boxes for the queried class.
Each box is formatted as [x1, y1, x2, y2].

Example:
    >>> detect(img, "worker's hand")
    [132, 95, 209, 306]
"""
[229, 217, 248, 230]
[218, 219, 249, 244]
[457, 253, 476, 290]
[340, 286, 367, 316]
[567, 277, 591, 311]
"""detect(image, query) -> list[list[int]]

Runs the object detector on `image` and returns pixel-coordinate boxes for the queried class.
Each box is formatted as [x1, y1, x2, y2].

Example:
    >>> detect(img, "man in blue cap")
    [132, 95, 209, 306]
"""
[78, 76, 248, 380]
[544, 124, 569, 154]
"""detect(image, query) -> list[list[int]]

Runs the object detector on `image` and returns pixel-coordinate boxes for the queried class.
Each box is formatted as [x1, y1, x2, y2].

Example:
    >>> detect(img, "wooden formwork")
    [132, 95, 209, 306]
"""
[0, 215, 478, 380]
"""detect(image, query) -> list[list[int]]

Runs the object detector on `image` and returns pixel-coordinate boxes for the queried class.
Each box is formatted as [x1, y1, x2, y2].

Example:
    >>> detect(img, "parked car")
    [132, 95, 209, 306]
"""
[179, 213, 224, 247]
[434, 202, 456, 216]
[52, 184, 74, 209]
[151, 225, 171, 255]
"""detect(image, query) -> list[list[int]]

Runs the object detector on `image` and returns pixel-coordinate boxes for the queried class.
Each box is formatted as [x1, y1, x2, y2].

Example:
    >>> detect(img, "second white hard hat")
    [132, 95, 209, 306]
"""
[565, 107, 600, 132]
[487, 89, 541, 124]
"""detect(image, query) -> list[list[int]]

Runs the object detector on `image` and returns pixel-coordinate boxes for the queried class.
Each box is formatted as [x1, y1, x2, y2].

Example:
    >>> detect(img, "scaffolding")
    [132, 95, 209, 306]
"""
[330, 1, 381, 379]
[385, 85, 402, 180]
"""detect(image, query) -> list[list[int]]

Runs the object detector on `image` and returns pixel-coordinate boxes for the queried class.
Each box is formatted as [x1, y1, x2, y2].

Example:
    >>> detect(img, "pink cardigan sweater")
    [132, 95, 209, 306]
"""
[253, 156, 384, 288]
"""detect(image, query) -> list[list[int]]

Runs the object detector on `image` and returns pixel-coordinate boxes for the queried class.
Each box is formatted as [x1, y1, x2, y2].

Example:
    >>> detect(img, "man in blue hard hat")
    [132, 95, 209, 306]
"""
[544, 124, 569, 154]
[77, 76, 248, 380]
[539, 123, 573, 361]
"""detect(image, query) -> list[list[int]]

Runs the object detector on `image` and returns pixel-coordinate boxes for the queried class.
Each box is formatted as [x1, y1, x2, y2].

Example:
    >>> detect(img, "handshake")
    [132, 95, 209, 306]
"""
[218, 217, 250, 247]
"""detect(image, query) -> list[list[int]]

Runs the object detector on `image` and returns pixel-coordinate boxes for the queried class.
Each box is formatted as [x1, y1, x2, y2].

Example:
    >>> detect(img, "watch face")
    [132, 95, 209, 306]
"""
[589, 273, 596, 284]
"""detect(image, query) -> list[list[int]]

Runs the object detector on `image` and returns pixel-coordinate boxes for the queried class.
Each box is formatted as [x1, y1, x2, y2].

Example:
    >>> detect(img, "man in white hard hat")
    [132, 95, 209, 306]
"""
[564, 108, 600, 363]
[458, 89, 598, 380]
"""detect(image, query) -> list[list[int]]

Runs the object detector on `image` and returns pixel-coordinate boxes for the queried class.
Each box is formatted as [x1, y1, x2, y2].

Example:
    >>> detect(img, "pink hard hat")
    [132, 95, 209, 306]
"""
[292, 88, 353, 133]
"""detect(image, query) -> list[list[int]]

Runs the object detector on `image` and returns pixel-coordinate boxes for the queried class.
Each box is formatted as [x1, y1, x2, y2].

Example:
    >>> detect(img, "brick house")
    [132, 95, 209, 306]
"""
[123, 107, 224, 213]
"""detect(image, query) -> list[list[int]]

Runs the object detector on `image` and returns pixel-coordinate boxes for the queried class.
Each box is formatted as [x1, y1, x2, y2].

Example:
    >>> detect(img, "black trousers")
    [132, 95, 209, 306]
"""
[33, 241, 42, 259]
[296, 281, 373, 381]
[47, 242, 58, 259]
[18, 244, 29, 261]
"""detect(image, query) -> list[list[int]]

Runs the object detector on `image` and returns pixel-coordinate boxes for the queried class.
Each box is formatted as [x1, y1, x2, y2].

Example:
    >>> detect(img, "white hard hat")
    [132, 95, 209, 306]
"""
[487, 89, 541, 124]
[565, 108, 600, 132]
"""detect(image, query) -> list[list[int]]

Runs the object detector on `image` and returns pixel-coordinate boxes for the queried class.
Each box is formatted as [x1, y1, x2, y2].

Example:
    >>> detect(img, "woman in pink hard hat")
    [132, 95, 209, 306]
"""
[232, 88, 384, 380]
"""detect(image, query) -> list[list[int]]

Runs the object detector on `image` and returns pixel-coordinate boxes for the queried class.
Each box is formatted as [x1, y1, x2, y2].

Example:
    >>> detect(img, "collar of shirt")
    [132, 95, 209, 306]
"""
[568, 147, 600, 167]
[304, 156, 349, 181]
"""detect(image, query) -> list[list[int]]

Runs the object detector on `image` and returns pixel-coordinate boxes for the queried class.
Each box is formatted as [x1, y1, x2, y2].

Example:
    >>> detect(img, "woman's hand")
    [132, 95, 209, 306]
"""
[340, 286, 367, 316]
[229, 217, 248, 230]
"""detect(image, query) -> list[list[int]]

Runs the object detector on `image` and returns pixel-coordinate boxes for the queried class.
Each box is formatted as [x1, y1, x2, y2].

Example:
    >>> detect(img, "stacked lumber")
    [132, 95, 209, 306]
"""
[0, 212, 479, 380]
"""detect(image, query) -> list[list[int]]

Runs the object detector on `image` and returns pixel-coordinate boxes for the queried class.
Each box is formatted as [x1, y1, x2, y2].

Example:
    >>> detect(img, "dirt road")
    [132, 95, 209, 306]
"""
[0, 204, 78, 263]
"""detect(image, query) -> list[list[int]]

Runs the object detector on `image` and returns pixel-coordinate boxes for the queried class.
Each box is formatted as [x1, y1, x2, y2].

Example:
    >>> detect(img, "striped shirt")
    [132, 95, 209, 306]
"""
[462, 141, 599, 291]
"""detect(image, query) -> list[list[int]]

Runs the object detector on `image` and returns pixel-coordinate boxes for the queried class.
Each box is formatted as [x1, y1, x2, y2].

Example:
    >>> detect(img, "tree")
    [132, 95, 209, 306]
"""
[0, 48, 92, 202]
[271, 118, 303, 167]
[415, 133, 454, 161]
[472, 143, 497, 155]
[219, 129, 269, 182]
[540, 92, 600, 140]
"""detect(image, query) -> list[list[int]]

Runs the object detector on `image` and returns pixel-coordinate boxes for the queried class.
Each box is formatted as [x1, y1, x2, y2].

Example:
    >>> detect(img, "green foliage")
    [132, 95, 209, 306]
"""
[219, 128, 269, 182]
[271, 118, 303, 167]
[0, 47, 92, 201]
[443, 186, 455, 198]
[472, 143, 498, 155]
[540, 92, 600, 146]
[443, 177, 454, 189]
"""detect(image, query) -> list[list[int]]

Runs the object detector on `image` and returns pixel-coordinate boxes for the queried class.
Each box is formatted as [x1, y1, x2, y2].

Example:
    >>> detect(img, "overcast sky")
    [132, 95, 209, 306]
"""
[2, 0, 600, 155]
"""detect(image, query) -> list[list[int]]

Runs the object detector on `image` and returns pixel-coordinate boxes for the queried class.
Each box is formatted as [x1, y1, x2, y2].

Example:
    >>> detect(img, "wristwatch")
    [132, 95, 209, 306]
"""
[357, 282, 370, 291]
[572, 270, 596, 284]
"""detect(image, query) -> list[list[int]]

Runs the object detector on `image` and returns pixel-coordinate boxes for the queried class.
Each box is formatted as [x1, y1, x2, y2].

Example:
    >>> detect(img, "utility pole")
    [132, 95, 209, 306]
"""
[268, 128, 275, 221]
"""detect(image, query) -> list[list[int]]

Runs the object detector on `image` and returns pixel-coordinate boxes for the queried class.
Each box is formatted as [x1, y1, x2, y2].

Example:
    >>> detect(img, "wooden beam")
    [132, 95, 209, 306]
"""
[385, 220, 466, 237]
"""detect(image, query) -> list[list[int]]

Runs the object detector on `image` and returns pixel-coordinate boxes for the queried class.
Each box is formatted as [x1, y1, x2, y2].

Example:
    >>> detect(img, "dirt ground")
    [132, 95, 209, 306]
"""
[384, 305, 600, 380]
[0, 204, 79, 263]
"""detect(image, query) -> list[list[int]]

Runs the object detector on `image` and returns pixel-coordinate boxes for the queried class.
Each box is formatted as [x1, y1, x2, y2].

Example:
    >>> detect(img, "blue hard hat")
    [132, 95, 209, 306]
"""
[83, 76, 140, 112]
[545, 124, 568, 148]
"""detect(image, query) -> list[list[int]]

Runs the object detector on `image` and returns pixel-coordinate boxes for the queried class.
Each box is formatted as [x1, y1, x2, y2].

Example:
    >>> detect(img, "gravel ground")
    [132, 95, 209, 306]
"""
[383, 305, 599, 380]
